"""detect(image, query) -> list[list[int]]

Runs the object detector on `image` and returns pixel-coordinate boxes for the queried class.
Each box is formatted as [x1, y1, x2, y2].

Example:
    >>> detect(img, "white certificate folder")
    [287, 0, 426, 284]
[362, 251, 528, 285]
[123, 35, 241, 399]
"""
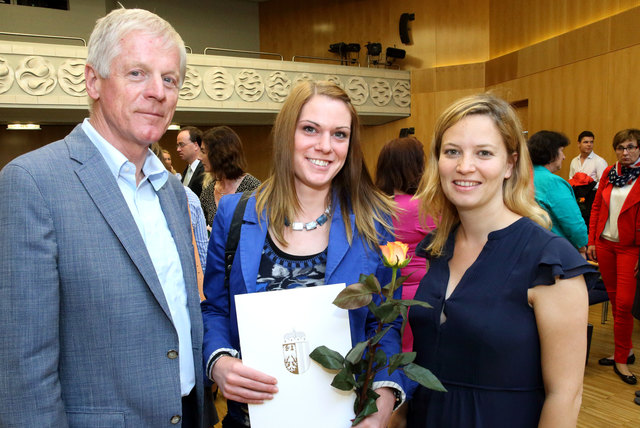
[235, 283, 356, 428]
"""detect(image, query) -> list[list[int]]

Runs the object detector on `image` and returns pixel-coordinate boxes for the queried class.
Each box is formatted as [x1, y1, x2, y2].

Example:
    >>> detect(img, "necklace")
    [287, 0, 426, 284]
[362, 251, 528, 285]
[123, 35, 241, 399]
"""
[285, 205, 331, 231]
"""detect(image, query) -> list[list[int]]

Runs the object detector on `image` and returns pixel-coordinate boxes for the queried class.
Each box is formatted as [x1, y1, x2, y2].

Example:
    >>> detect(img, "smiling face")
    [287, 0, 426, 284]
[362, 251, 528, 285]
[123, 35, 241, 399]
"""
[438, 114, 515, 214]
[86, 31, 180, 157]
[292, 95, 351, 195]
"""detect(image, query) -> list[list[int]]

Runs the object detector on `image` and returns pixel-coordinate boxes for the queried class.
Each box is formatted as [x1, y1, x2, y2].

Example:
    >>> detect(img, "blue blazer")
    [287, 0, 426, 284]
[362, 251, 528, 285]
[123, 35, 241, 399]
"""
[0, 125, 205, 427]
[202, 192, 404, 387]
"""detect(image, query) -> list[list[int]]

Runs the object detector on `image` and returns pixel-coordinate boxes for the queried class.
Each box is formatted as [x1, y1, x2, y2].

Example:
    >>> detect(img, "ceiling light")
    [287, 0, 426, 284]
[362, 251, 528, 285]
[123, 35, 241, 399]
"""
[167, 124, 180, 131]
[7, 124, 41, 130]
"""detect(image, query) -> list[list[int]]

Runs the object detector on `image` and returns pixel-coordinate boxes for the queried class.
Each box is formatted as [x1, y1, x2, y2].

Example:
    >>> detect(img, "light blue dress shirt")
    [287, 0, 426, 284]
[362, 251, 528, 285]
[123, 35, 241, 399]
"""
[82, 119, 195, 396]
[184, 185, 208, 271]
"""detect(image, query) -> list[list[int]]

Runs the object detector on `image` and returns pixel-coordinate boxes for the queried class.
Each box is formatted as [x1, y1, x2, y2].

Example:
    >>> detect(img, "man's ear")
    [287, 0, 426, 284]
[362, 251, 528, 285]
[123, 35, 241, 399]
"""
[85, 64, 101, 102]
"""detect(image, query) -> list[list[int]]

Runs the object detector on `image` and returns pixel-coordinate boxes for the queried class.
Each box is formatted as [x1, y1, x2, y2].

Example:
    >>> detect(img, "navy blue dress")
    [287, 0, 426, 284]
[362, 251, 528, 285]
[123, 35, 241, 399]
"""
[407, 218, 594, 428]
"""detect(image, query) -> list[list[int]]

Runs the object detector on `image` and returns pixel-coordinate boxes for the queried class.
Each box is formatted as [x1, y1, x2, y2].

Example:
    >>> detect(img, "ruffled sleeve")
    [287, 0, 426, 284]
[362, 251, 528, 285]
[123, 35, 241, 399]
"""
[532, 236, 597, 287]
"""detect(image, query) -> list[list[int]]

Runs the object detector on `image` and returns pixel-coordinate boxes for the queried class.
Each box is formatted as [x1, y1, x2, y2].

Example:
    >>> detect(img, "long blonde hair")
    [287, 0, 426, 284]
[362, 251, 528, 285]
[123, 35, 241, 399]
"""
[255, 81, 394, 247]
[415, 93, 550, 256]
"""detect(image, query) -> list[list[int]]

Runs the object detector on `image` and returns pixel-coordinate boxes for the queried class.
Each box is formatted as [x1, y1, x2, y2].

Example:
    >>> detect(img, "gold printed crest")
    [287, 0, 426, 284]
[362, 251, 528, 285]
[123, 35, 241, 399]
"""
[282, 329, 310, 375]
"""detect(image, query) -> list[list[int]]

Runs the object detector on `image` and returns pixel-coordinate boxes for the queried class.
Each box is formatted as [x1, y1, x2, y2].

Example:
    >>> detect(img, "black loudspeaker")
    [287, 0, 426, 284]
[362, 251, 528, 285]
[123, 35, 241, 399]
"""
[386, 47, 406, 60]
[399, 13, 415, 45]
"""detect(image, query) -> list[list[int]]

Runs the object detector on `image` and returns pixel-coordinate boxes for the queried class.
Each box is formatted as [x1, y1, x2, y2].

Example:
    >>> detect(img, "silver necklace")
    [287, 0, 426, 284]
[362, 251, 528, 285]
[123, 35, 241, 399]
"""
[285, 205, 331, 231]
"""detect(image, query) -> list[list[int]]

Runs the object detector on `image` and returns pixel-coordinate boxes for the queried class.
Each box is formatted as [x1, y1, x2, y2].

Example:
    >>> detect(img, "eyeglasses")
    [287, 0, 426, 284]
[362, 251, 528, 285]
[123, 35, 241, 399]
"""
[615, 145, 639, 153]
[177, 142, 194, 149]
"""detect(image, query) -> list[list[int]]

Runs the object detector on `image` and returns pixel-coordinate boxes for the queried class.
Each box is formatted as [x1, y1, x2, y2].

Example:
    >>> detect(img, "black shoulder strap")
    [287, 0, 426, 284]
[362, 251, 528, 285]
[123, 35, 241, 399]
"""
[224, 191, 251, 289]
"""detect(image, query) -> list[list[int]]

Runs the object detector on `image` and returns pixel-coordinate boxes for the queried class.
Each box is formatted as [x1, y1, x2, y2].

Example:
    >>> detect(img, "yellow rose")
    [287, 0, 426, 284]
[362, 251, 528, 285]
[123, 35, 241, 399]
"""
[379, 241, 410, 269]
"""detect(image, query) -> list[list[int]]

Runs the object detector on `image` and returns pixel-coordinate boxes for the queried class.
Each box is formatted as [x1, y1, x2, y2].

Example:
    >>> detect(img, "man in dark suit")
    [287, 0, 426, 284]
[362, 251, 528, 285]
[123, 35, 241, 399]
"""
[177, 126, 205, 197]
[0, 8, 207, 427]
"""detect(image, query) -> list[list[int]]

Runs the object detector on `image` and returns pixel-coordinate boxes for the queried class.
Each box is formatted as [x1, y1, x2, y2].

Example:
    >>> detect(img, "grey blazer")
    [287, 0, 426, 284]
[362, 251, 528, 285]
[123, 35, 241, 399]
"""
[0, 125, 205, 427]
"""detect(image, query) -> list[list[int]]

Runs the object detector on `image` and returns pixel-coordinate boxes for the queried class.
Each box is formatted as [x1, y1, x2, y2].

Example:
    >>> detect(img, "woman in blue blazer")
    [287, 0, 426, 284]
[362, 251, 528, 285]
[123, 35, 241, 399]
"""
[201, 81, 404, 428]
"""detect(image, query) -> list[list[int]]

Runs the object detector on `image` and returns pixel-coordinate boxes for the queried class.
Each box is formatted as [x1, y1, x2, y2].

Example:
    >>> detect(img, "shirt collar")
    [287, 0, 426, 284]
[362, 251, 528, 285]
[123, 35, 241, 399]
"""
[81, 118, 168, 190]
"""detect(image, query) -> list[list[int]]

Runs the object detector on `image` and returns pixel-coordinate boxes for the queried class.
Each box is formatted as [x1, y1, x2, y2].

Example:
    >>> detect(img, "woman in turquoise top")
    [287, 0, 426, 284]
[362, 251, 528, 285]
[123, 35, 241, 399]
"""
[528, 130, 588, 253]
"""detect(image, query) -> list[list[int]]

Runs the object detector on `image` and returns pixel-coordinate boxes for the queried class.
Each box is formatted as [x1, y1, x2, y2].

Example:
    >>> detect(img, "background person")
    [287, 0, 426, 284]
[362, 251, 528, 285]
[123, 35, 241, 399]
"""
[375, 136, 436, 353]
[201, 81, 405, 428]
[178, 126, 206, 197]
[588, 129, 640, 385]
[199, 126, 260, 227]
[409, 94, 591, 428]
[528, 130, 588, 253]
[569, 130, 608, 186]
[0, 8, 207, 427]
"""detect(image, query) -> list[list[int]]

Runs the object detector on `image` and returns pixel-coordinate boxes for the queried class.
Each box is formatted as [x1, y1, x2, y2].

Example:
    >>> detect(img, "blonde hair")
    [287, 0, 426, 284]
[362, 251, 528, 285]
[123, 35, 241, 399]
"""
[255, 81, 394, 247]
[415, 93, 550, 256]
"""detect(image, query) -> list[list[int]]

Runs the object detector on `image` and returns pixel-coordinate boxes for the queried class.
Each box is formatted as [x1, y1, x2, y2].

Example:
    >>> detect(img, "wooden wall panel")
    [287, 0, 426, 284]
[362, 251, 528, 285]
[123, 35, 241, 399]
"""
[259, 0, 487, 69]
[489, 0, 640, 58]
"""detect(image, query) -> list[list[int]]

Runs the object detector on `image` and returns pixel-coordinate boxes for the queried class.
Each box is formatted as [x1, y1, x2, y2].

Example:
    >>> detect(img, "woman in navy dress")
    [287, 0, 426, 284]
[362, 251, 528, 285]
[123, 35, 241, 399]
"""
[408, 94, 593, 427]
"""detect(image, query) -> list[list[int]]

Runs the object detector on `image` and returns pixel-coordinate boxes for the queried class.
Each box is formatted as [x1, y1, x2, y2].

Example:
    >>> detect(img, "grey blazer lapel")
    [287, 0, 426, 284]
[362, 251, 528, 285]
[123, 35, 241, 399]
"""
[67, 126, 172, 319]
[157, 181, 203, 335]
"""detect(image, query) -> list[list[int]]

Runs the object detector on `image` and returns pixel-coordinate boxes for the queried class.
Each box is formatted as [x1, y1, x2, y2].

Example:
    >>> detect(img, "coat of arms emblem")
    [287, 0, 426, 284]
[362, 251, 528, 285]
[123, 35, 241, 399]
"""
[282, 329, 310, 374]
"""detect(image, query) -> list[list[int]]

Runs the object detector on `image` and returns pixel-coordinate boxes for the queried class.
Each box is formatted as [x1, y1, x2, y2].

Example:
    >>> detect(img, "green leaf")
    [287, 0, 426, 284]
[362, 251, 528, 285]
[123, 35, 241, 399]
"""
[331, 367, 356, 391]
[397, 299, 433, 309]
[373, 348, 387, 369]
[359, 273, 382, 294]
[352, 389, 380, 426]
[309, 346, 345, 370]
[388, 351, 416, 374]
[403, 363, 447, 392]
[333, 282, 373, 310]
[370, 324, 393, 346]
[345, 340, 369, 365]
[381, 274, 409, 299]
[367, 301, 397, 322]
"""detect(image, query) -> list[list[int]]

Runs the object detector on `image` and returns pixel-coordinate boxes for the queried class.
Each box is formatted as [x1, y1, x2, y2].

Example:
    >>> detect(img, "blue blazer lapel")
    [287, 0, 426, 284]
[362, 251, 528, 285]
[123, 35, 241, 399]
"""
[238, 197, 267, 293]
[67, 126, 172, 319]
[326, 199, 355, 282]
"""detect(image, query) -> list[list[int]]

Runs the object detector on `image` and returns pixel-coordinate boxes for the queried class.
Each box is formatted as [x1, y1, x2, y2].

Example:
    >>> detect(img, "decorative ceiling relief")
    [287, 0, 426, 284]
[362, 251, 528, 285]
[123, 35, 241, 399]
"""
[392, 81, 411, 107]
[345, 77, 368, 106]
[292, 73, 314, 88]
[370, 79, 392, 106]
[266, 71, 291, 102]
[179, 66, 202, 100]
[0, 57, 14, 94]
[203, 67, 234, 101]
[325, 75, 343, 88]
[57, 59, 86, 97]
[235, 69, 264, 102]
[16, 56, 57, 96]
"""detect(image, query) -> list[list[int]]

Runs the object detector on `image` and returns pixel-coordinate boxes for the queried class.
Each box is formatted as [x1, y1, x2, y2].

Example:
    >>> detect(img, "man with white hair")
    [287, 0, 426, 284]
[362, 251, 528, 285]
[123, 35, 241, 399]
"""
[0, 8, 207, 427]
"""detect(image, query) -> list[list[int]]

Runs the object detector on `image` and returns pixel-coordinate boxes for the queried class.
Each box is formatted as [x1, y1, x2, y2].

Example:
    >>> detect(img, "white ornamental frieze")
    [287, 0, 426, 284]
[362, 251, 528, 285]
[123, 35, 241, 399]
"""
[392, 81, 411, 107]
[16, 56, 57, 96]
[57, 59, 86, 97]
[292, 73, 314, 88]
[345, 77, 368, 106]
[179, 66, 202, 100]
[266, 71, 290, 102]
[370, 78, 391, 106]
[235, 69, 264, 102]
[324, 75, 343, 88]
[203, 67, 234, 101]
[0, 57, 14, 94]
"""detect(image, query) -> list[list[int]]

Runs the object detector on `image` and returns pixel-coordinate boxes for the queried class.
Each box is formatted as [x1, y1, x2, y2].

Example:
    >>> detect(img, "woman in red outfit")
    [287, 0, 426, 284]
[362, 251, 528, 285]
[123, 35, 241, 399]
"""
[588, 128, 640, 385]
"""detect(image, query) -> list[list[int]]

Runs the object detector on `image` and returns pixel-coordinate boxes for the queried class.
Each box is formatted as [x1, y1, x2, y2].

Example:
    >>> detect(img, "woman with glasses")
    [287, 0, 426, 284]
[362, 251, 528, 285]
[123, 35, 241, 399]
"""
[588, 129, 640, 384]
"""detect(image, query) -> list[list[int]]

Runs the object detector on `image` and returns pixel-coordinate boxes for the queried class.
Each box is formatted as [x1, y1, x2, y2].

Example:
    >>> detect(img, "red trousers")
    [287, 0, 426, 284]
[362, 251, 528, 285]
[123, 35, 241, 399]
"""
[596, 237, 639, 363]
